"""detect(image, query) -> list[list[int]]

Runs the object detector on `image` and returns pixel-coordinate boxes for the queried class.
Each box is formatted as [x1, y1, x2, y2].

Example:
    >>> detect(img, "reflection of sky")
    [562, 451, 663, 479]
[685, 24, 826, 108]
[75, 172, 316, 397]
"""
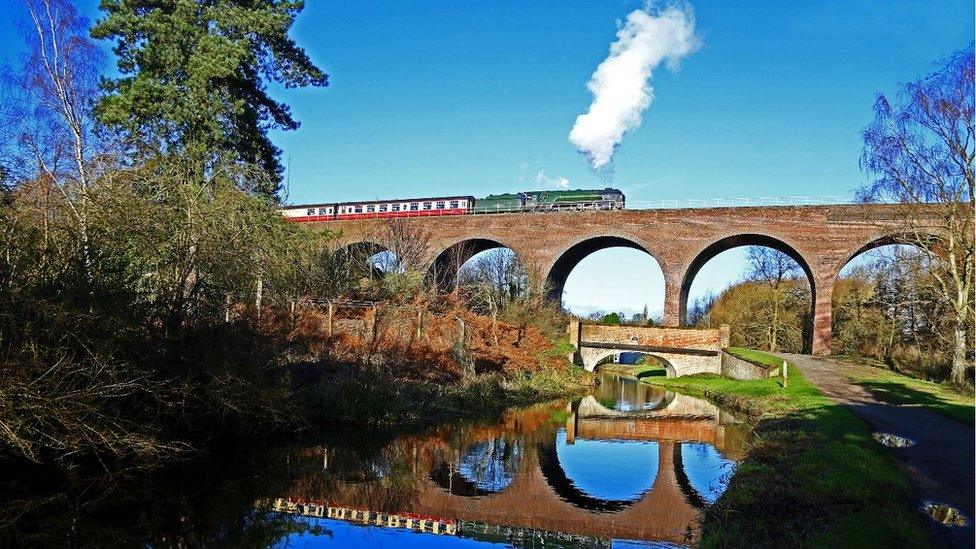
[555, 429, 658, 501]
[277, 517, 690, 548]
[458, 439, 520, 493]
[278, 517, 501, 548]
[680, 443, 735, 504]
[613, 540, 689, 549]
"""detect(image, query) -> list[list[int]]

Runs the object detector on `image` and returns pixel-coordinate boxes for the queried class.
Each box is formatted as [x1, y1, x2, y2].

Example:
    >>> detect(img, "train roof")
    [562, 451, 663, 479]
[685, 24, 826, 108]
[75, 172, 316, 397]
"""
[481, 188, 624, 199]
[285, 195, 477, 209]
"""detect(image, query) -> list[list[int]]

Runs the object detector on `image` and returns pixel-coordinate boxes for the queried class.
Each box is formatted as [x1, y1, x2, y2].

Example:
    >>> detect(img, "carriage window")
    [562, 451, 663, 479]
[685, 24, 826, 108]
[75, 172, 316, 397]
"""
[354, 206, 363, 213]
[306, 208, 315, 216]
[449, 200, 459, 209]
[410, 203, 419, 211]
[366, 205, 375, 213]
[392, 204, 401, 212]
[423, 202, 432, 210]
[318, 208, 327, 215]
[379, 204, 388, 212]
[436, 201, 445, 209]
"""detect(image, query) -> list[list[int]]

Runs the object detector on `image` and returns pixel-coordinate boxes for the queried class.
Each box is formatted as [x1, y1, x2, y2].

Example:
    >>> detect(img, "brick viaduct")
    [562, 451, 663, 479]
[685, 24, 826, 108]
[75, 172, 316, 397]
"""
[320, 204, 924, 355]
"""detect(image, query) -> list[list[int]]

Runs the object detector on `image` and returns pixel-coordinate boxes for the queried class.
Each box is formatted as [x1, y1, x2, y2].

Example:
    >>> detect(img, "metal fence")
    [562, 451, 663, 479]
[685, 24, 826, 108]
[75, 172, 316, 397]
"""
[623, 195, 856, 210]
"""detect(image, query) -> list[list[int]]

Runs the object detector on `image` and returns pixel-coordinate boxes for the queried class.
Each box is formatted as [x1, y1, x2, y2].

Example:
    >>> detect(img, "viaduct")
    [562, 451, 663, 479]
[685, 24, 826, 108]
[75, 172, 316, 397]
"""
[319, 204, 923, 355]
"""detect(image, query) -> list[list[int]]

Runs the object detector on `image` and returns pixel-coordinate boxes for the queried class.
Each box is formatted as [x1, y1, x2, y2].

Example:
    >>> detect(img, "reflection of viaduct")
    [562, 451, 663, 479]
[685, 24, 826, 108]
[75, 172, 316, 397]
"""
[326, 205, 929, 353]
[294, 397, 745, 545]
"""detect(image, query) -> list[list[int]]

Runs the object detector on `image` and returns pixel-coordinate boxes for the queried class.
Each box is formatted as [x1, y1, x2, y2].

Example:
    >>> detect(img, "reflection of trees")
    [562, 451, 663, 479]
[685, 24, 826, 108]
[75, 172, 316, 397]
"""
[458, 438, 523, 493]
[594, 373, 671, 412]
[430, 436, 524, 496]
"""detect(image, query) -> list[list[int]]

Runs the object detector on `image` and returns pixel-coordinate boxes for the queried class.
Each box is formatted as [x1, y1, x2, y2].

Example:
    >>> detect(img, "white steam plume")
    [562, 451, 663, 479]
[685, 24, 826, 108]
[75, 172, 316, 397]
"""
[569, 3, 700, 172]
[536, 169, 570, 189]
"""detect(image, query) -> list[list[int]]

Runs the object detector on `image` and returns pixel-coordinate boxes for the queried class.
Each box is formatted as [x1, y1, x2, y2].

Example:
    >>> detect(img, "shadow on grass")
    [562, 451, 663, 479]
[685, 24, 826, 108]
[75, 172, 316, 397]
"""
[699, 397, 930, 547]
[635, 369, 667, 379]
[859, 380, 974, 425]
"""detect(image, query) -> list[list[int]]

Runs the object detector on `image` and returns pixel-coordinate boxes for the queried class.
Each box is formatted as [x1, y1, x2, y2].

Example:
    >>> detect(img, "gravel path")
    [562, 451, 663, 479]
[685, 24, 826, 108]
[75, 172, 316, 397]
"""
[775, 353, 974, 547]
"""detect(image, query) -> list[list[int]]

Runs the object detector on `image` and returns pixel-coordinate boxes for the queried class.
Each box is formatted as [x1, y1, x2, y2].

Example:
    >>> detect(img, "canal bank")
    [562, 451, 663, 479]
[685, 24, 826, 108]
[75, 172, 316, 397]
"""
[303, 364, 595, 427]
[642, 355, 935, 547]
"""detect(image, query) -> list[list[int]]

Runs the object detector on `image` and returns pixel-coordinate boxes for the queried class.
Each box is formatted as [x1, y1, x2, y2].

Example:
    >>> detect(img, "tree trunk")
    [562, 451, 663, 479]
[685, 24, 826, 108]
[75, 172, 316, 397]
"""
[255, 276, 263, 319]
[950, 314, 968, 385]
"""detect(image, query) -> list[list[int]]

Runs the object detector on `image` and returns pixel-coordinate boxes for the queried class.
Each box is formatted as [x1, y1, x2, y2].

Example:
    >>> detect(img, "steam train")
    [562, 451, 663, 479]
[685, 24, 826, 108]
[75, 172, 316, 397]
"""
[282, 188, 625, 222]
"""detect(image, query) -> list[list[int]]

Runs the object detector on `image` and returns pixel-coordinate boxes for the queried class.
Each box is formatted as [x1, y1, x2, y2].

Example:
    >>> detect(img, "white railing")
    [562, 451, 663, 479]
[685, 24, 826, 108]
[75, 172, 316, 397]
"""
[624, 195, 856, 210]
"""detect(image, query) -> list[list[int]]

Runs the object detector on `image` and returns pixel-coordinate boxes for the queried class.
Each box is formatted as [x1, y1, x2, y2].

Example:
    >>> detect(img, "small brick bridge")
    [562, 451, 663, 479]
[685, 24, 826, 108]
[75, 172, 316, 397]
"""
[568, 320, 729, 375]
[319, 204, 934, 355]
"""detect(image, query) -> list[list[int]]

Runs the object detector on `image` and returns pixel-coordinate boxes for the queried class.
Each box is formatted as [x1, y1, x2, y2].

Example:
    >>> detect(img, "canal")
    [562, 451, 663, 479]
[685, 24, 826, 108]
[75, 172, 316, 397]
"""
[0, 371, 749, 548]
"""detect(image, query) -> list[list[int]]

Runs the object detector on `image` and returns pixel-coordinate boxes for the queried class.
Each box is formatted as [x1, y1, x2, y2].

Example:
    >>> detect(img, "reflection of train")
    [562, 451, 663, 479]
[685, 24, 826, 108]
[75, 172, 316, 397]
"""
[281, 188, 625, 222]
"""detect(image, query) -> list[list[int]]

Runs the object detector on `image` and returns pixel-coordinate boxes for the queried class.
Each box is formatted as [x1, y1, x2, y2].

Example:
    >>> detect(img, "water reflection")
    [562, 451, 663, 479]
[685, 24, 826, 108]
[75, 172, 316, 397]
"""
[0, 371, 748, 548]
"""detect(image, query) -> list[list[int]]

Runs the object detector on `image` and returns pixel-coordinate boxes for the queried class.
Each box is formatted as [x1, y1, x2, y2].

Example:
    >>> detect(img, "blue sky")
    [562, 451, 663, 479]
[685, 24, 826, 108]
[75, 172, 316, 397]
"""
[1, 0, 972, 317]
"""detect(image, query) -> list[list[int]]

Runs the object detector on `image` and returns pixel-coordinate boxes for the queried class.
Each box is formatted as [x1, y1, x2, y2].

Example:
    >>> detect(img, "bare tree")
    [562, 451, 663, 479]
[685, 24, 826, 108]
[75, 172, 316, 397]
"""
[2, 0, 103, 273]
[859, 47, 975, 384]
[458, 248, 526, 308]
[745, 247, 808, 352]
[377, 217, 432, 273]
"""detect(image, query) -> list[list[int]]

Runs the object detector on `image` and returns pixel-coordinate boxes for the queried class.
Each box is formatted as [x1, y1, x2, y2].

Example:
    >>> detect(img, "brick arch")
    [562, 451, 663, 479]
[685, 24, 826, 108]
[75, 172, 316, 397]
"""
[834, 230, 942, 277]
[677, 233, 816, 353]
[338, 240, 393, 278]
[426, 236, 523, 291]
[545, 234, 668, 304]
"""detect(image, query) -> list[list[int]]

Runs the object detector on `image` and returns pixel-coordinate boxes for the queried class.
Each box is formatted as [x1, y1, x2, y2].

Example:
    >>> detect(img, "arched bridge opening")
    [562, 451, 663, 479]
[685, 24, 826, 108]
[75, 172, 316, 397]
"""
[679, 234, 815, 353]
[546, 236, 665, 319]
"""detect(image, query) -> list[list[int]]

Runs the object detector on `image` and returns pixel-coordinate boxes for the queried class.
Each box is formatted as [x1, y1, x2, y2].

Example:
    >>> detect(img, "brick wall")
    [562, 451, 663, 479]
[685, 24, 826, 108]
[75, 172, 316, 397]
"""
[579, 324, 729, 352]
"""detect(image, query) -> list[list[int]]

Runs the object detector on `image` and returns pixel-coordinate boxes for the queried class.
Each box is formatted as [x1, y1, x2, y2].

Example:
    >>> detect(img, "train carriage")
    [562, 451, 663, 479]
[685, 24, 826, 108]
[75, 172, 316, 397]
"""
[282, 188, 625, 222]
[283, 195, 475, 222]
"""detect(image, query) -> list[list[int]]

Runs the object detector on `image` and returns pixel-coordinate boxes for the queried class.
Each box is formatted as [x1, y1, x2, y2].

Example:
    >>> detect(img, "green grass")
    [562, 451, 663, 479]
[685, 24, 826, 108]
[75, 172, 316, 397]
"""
[632, 362, 668, 379]
[839, 361, 975, 426]
[644, 352, 931, 547]
[726, 346, 785, 372]
[596, 362, 668, 379]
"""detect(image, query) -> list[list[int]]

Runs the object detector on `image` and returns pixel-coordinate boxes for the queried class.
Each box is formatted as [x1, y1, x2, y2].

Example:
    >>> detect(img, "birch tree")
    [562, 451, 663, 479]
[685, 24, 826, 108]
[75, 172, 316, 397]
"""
[859, 47, 975, 384]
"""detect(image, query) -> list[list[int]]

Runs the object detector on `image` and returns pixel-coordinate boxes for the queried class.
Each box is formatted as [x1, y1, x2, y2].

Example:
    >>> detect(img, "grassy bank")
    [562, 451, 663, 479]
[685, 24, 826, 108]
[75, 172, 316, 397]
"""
[833, 356, 974, 425]
[644, 354, 931, 547]
[308, 366, 594, 427]
[598, 362, 668, 379]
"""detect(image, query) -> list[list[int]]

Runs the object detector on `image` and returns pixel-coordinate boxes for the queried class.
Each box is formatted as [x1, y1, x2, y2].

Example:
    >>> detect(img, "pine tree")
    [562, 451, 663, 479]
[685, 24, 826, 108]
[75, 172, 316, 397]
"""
[92, 0, 328, 196]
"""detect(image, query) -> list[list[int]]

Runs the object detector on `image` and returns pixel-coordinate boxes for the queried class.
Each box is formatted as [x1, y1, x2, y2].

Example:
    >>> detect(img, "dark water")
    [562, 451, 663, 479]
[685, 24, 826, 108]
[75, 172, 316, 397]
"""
[0, 371, 747, 548]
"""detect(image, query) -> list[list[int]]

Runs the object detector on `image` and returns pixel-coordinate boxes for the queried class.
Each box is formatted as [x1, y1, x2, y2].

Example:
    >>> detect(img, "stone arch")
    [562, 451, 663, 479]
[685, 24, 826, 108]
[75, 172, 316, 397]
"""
[678, 233, 816, 353]
[545, 235, 666, 304]
[426, 237, 522, 291]
[586, 350, 677, 378]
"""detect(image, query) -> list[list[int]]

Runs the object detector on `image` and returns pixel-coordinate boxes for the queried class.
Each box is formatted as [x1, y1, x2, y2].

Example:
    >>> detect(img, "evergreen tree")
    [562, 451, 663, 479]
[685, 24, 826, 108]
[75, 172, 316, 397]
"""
[92, 0, 328, 196]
